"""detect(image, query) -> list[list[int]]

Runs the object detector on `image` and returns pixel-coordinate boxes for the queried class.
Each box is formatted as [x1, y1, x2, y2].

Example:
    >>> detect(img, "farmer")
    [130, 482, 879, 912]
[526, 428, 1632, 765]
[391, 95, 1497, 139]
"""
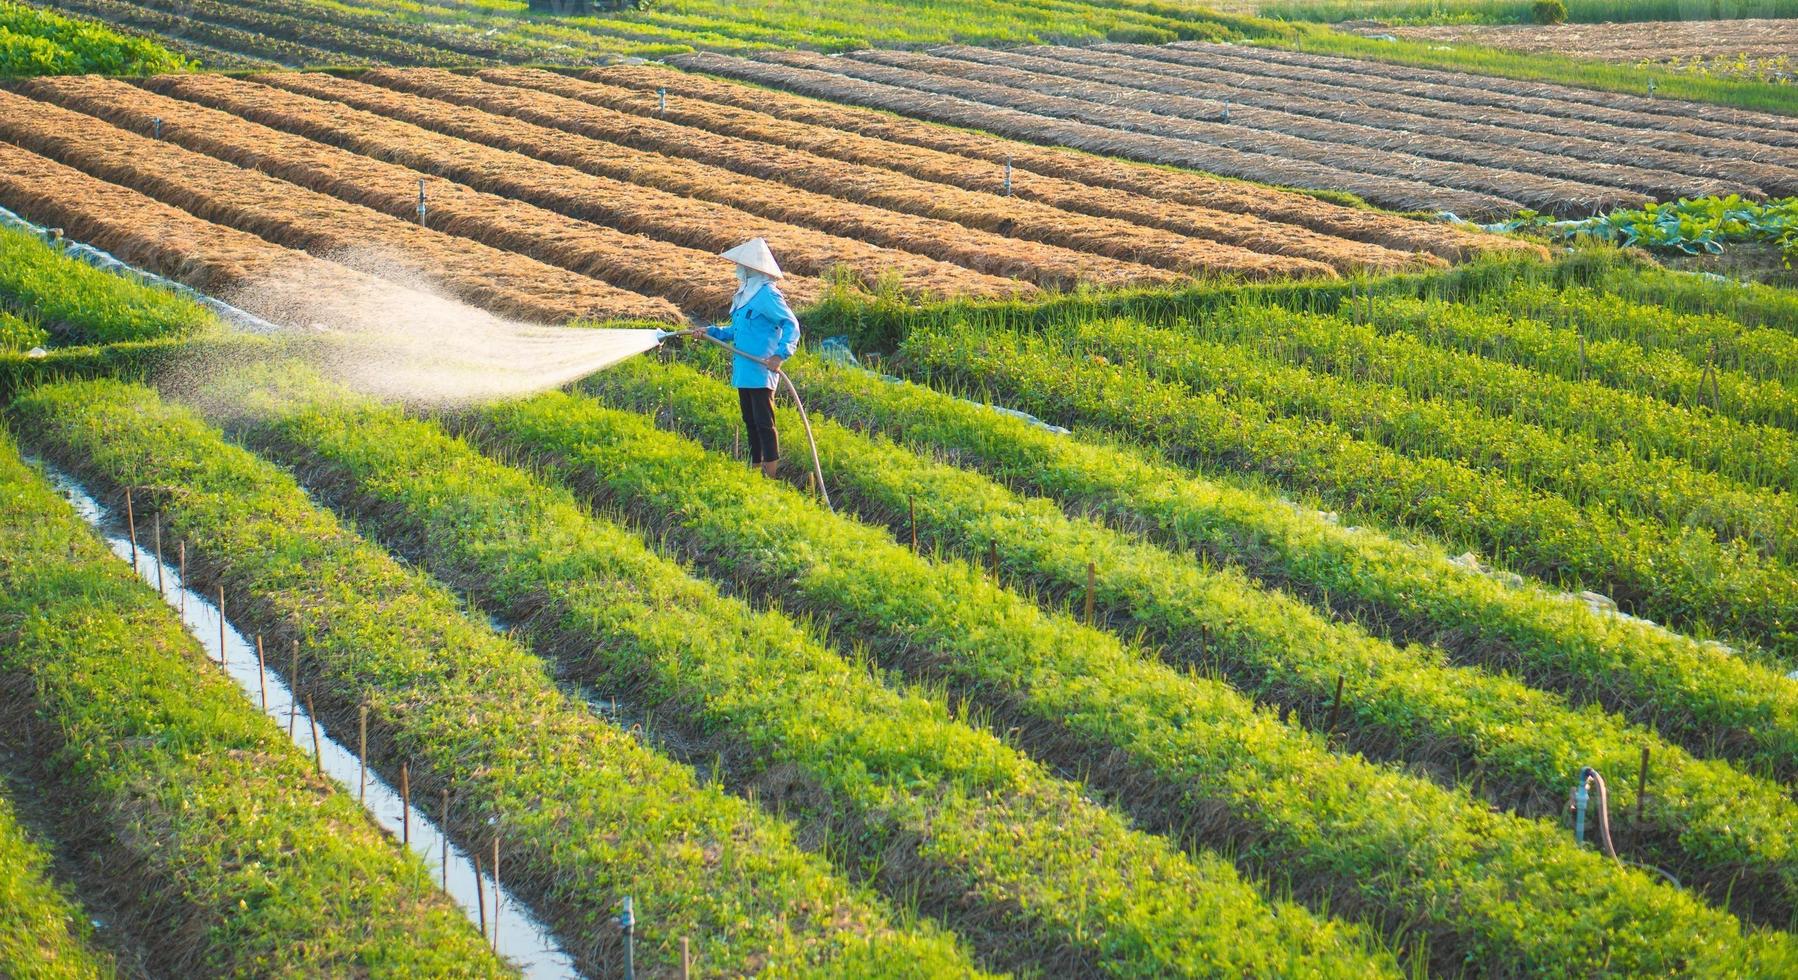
[686, 238, 800, 478]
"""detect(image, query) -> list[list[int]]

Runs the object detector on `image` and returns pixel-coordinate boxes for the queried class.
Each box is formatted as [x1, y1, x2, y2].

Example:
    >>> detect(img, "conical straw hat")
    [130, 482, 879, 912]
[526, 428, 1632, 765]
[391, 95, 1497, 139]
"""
[721, 238, 784, 279]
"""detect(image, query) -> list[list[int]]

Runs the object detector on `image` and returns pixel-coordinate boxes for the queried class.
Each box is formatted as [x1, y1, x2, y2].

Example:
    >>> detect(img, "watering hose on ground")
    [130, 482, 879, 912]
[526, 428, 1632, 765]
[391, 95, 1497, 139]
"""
[1567, 766, 1682, 888]
[655, 328, 834, 513]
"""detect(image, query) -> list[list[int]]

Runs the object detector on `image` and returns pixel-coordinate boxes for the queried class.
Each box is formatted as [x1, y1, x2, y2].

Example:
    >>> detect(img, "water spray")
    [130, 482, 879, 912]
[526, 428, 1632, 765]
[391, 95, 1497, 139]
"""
[655, 328, 833, 512]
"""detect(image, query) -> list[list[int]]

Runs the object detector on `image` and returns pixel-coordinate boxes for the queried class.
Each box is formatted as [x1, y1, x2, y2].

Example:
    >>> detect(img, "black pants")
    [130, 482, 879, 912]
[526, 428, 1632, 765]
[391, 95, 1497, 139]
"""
[738, 386, 779, 463]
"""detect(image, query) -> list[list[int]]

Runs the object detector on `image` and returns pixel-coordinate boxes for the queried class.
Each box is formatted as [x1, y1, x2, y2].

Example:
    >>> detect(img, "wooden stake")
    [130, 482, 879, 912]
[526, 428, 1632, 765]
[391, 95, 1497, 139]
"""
[1635, 746, 1651, 823]
[474, 854, 487, 938]
[304, 691, 322, 776]
[124, 487, 137, 565]
[1325, 674, 1345, 733]
[254, 635, 269, 713]
[440, 789, 451, 890]
[1083, 562, 1096, 624]
[987, 540, 998, 582]
[178, 541, 186, 617]
[153, 514, 164, 597]
[909, 496, 918, 554]
[288, 639, 300, 738]
[400, 762, 411, 846]
[217, 585, 227, 665]
[682, 937, 691, 979]
[491, 834, 501, 952]
[358, 704, 369, 804]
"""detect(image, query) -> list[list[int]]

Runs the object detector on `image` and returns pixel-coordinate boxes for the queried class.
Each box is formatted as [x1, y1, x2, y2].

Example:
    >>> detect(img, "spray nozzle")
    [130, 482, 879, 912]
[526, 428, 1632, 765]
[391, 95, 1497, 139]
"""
[654, 328, 676, 342]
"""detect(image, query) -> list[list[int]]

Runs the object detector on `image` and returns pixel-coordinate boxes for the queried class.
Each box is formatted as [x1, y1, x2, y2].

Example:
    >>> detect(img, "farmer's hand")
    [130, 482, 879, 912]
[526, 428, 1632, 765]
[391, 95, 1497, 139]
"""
[764, 356, 786, 373]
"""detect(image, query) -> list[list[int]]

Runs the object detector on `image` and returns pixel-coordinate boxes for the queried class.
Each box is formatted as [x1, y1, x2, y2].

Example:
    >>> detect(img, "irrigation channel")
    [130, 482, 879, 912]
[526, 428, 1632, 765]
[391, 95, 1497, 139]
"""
[40, 460, 578, 979]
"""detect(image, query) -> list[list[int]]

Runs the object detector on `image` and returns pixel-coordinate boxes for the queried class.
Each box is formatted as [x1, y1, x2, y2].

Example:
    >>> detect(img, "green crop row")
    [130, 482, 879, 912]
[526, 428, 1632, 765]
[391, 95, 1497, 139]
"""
[0, 423, 499, 973]
[231, 368, 1392, 976]
[1063, 308, 1798, 556]
[779, 356, 1798, 788]
[12, 378, 975, 977]
[475, 387, 1792, 976]
[1344, 292, 1798, 431]
[894, 320, 1798, 662]
[1461, 279, 1798, 386]
[0, 0, 190, 76]
[0, 225, 218, 347]
[0, 790, 109, 979]
[594, 356, 1798, 925]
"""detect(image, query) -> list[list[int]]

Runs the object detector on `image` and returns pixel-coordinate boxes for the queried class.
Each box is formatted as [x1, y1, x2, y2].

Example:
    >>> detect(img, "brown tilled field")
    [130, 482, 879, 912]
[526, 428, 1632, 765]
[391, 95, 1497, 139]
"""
[674, 45, 1798, 219]
[1376, 19, 1798, 77]
[0, 66, 1541, 327]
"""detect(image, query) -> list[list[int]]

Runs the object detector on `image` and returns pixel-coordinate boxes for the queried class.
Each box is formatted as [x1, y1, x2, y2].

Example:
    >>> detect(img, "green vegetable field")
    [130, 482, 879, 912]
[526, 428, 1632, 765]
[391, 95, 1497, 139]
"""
[0, 8, 1796, 973]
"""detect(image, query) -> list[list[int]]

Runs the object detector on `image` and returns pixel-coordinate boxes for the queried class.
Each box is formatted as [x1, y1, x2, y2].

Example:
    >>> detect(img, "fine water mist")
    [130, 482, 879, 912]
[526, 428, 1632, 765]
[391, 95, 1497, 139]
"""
[216, 249, 672, 406]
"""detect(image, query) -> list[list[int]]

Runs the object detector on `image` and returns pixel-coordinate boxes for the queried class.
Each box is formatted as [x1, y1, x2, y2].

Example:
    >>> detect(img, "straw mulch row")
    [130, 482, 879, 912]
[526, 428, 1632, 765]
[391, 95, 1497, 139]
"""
[747, 49, 1518, 219]
[375, 68, 1325, 282]
[1126, 44, 1798, 171]
[654, 54, 1539, 264]
[146, 73, 1025, 303]
[27, 75, 787, 319]
[949, 45, 1778, 201]
[0, 92, 679, 324]
[261, 71, 1159, 292]
[562, 67, 1437, 276]
[1185, 44, 1798, 152]
[842, 48, 1644, 218]
[0, 141, 395, 312]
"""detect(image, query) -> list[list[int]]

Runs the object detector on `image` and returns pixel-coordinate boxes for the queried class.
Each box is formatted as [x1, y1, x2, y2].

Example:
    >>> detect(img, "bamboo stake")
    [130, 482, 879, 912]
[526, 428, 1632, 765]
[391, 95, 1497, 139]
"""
[400, 762, 410, 846]
[682, 937, 691, 979]
[1325, 674, 1345, 733]
[254, 635, 269, 713]
[124, 487, 137, 565]
[988, 540, 999, 582]
[178, 541, 186, 617]
[1083, 562, 1096, 624]
[910, 496, 918, 554]
[474, 854, 487, 938]
[358, 704, 369, 804]
[491, 834, 501, 952]
[217, 585, 227, 665]
[153, 513, 164, 597]
[1635, 747, 1651, 824]
[304, 691, 322, 776]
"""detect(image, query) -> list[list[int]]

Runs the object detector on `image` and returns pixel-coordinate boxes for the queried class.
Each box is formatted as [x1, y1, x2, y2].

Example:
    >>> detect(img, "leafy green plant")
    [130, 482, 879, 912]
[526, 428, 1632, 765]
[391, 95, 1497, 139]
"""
[477, 387, 1795, 976]
[1531, 0, 1568, 22]
[11, 378, 973, 978]
[1496, 197, 1798, 264]
[777, 355, 1798, 786]
[0, 0, 189, 76]
[0, 425, 499, 974]
[232, 371, 1393, 977]
[892, 319, 1798, 661]
[0, 309, 44, 352]
[593, 356, 1798, 925]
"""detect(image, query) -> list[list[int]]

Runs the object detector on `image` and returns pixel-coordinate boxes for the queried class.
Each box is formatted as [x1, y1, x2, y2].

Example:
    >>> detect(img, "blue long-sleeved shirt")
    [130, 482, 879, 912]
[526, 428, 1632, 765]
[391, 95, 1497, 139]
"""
[706, 281, 800, 389]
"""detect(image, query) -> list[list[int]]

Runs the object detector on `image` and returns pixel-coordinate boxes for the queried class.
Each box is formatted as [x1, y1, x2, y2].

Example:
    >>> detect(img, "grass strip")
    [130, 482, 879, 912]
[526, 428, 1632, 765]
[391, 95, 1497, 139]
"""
[1067, 307, 1798, 549]
[0, 422, 500, 975]
[476, 387, 1794, 977]
[0, 224, 217, 347]
[11, 378, 975, 977]
[231, 370, 1394, 977]
[596, 356, 1798, 926]
[0, 788, 109, 979]
[892, 319, 1798, 662]
[780, 356, 1798, 788]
